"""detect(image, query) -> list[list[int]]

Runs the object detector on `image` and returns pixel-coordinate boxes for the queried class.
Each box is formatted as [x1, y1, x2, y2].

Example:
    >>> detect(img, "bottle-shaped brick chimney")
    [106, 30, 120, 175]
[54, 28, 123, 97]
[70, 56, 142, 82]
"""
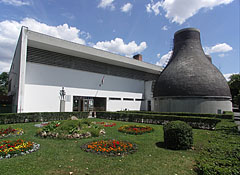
[153, 28, 231, 98]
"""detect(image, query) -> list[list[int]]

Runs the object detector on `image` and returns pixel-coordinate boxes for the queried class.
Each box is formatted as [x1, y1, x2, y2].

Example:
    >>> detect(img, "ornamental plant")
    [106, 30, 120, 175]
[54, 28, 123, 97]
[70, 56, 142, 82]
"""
[0, 139, 40, 160]
[163, 121, 193, 150]
[0, 127, 24, 139]
[81, 139, 137, 156]
[37, 119, 105, 139]
[118, 125, 154, 135]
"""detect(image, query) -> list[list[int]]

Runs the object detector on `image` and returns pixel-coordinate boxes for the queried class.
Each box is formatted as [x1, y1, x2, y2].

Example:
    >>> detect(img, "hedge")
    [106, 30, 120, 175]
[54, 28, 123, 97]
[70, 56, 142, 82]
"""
[0, 112, 89, 124]
[195, 120, 240, 174]
[96, 112, 221, 130]
[118, 111, 233, 119]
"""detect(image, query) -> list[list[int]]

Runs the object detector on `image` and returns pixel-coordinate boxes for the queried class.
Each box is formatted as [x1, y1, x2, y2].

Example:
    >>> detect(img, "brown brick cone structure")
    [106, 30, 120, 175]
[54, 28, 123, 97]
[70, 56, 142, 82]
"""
[153, 28, 232, 114]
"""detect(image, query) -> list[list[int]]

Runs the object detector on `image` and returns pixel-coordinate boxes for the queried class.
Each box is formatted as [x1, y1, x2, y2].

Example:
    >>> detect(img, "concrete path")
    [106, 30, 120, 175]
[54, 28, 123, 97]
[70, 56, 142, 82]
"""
[234, 112, 240, 132]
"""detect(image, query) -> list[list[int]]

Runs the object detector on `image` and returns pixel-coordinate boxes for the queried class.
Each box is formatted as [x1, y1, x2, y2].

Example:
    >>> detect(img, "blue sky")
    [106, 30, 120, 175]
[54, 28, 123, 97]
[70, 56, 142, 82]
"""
[0, 0, 239, 80]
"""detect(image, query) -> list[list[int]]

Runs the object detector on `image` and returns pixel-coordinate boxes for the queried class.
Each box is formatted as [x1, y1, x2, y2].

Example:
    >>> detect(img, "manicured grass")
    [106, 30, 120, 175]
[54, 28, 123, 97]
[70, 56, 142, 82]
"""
[0, 119, 214, 175]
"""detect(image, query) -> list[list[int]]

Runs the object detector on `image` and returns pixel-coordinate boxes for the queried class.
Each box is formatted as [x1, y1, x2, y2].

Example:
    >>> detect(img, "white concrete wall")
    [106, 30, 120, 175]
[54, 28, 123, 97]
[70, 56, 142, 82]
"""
[144, 81, 153, 111]
[23, 62, 145, 112]
[8, 36, 22, 111]
[154, 97, 232, 114]
[8, 27, 28, 113]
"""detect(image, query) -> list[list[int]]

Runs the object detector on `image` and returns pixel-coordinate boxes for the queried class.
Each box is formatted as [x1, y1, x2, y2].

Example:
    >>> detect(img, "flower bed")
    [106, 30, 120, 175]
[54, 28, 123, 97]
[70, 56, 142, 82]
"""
[118, 125, 154, 135]
[37, 119, 105, 139]
[0, 127, 24, 139]
[81, 139, 137, 156]
[93, 122, 116, 127]
[0, 139, 40, 160]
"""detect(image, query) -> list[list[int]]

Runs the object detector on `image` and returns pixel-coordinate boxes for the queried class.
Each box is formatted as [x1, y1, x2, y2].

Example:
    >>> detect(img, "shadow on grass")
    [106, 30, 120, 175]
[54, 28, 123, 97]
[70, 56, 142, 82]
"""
[155, 141, 166, 148]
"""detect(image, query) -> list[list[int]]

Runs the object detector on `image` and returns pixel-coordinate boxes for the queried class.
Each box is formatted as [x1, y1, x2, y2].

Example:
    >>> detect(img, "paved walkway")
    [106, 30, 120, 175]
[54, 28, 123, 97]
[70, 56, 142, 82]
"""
[234, 112, 240, 132]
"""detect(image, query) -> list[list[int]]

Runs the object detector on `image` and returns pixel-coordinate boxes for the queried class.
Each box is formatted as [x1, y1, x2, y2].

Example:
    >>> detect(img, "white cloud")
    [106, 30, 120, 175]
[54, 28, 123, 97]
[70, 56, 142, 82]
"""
[157, 53, 161, 58]
[93, 38, 147, 57]
[146, 0, 162, 15]
[160, 0, 234, 24]
[121, 3, 133, 13]
[224, 73, 238, 81]
[156, 50, 172, 67]
[1, 0, 30, 6]
[98, 0, 115, 10]
[0, 18, 89, 73]
[161, 25, 168, 31]
[146, 3, 152, 13]
[205, 43, 233, 54]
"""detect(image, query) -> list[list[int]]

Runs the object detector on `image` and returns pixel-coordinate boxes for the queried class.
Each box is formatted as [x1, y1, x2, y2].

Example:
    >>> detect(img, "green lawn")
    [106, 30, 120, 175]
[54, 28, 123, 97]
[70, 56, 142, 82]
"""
[0, 119, 213, 175]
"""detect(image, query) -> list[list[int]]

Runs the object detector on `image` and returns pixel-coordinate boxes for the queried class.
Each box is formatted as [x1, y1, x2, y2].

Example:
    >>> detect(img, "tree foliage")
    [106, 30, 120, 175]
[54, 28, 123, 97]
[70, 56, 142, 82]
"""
[228, 74, 240, 107]
[0, 72, 8, 95]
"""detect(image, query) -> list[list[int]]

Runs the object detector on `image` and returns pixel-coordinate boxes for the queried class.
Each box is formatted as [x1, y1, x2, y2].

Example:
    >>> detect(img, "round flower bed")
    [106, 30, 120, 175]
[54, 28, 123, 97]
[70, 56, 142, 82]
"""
[118, 125, 154, 135]
[81, 139, 137, 156]
[37, 119, 105, 139]
[0, 139, 40, 160]
[0, 127, 24, 139]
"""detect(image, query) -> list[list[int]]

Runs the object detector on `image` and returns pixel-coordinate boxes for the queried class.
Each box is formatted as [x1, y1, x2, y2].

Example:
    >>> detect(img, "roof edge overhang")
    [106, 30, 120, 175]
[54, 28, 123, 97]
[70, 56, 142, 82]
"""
[26, 29, 162, 75]
[154, 96, 232, 100]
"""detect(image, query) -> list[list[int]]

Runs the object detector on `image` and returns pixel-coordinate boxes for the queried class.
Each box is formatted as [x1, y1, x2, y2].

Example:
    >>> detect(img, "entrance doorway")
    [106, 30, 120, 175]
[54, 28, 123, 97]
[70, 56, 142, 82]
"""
[147, 100, 151, 111]
[73, 96, 106, 112]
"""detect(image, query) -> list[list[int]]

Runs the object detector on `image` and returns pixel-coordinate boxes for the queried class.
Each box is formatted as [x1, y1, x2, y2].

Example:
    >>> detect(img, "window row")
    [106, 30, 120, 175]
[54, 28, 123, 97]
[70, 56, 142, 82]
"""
[108, 97, 144, 101]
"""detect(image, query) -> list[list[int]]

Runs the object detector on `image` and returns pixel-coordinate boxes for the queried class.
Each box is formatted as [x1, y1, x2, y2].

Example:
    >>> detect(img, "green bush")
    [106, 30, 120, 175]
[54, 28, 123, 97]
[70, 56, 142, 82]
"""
[163, 121, 193, 150]
[223, 111, 234, 116]
[56, 120, 80, 134]
[96, 111, 220, 130]
[119, 111, 233, 119]
[0, 112, 89, 124]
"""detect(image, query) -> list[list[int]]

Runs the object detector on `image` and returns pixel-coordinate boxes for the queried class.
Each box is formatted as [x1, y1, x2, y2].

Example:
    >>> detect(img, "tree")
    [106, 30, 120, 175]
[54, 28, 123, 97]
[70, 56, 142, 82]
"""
[0, 72, 9, 95]
[228, 74, 240, 108]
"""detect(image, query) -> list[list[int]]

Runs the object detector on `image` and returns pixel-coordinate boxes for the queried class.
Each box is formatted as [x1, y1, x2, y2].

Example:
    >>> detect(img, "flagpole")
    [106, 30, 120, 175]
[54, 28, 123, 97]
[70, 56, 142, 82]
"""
[95, 75, 105, 97]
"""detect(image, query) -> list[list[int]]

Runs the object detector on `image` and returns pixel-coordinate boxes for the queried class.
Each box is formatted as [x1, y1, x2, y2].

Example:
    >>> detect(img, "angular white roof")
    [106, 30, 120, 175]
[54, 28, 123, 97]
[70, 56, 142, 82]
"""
[26, 28, 162, 75]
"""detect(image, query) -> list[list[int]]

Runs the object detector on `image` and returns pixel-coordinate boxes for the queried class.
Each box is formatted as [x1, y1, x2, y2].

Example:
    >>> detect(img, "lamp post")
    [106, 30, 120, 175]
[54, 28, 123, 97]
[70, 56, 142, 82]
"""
[59, 87, 66, 112]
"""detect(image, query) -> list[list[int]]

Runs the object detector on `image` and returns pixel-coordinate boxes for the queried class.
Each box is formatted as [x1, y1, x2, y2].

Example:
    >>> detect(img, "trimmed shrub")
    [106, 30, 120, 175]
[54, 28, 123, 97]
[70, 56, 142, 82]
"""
[0, 112, 89, 124]
[96, 111, 220, 130]
[163, 121, 193, 150]
[118, 111, 233, 119]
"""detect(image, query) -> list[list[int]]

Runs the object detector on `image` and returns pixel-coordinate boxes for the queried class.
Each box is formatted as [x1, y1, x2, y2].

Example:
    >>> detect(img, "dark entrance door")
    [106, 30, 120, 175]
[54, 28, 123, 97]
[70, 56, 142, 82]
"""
[147, 100, 151, 111]
[73, 96, 83, 112]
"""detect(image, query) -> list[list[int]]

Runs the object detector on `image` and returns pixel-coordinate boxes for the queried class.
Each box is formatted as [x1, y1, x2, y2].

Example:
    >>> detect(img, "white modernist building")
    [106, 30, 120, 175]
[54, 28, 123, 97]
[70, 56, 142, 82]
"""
[8, 27, 162, 113]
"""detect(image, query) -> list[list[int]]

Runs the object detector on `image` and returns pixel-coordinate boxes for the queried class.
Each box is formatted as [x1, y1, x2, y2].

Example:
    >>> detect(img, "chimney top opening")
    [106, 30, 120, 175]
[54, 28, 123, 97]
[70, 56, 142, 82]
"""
[133, 54, 142, 61]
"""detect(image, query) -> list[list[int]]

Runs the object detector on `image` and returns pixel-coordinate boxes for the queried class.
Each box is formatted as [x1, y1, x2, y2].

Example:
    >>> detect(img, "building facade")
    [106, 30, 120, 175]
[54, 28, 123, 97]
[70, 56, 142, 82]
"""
[8, 27, 162, 113]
